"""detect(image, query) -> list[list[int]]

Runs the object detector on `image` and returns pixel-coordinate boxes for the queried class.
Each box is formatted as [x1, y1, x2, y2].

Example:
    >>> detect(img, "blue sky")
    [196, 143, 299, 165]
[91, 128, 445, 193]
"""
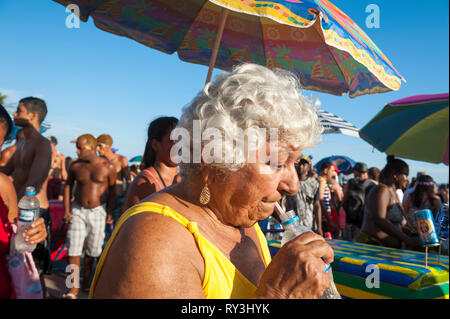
[0, 0, 449, 183]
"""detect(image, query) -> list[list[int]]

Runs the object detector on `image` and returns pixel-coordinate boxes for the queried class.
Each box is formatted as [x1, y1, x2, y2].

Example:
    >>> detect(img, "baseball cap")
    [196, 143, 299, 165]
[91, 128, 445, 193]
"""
[331, 162, 339, 174]
[299, 155, 312, 165]
[354, 162, 368, 173]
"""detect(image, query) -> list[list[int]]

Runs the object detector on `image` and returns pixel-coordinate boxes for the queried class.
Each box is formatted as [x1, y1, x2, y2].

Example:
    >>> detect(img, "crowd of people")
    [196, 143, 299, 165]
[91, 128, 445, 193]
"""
[0, 63, 448, 300]
[281, 154, 448, 253]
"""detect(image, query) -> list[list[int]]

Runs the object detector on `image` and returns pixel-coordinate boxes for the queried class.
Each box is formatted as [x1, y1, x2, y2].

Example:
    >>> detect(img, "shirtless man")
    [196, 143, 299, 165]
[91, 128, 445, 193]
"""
[0, 129, 24, 167]
[0, 97, 53, 274]
[47, 136, 67, 200]
[63, 134, 116, 298]
[96, 134, 131, 220]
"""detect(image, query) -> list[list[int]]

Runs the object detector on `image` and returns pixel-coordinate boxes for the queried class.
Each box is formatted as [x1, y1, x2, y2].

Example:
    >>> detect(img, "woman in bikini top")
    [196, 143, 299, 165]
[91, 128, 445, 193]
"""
[122, 117, 179, 212]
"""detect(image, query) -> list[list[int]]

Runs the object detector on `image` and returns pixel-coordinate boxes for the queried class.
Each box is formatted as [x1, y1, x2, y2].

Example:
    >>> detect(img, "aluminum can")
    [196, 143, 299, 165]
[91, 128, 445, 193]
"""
[435, 204, 449, 240]
[414, 209, 439, 247]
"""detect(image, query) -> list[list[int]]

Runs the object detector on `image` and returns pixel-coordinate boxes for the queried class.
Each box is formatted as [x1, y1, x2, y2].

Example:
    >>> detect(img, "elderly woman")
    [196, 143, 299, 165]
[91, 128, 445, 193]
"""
[90, 64, 334, 299]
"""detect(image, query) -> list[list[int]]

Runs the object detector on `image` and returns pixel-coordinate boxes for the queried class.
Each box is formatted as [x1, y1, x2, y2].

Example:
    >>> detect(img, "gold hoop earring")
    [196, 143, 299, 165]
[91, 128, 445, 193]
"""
[199, 184, 211, 205]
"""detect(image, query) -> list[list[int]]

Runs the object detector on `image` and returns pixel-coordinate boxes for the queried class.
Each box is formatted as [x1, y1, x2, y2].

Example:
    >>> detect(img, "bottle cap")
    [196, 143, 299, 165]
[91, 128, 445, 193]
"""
[25, 186, 36, 195]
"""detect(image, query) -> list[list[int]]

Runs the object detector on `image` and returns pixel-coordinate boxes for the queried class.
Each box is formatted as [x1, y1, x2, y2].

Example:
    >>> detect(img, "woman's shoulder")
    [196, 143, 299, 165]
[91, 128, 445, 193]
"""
[0, 173, 14, 197]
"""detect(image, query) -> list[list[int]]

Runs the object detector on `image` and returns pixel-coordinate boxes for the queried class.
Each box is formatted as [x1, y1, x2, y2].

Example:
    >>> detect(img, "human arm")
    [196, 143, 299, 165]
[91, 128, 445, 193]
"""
[121, 156, 131, 192]
[313, 199, 323, 236]
[0, 173, 18, 223]
[431, 196, 442, 218]
[63, 164, 75, 223]
[60, 155, 68, 181]
[0, 173, 47, 246]
[105, 164, 117, 224]
[92, 212, 206, 298]
[92, 213, 334, 299]
[0, 149, 15, 175]
[123, 174, 157, 212]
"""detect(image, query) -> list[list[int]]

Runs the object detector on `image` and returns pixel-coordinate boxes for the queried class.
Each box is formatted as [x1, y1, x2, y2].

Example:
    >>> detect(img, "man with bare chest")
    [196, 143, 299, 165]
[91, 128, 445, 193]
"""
[47, 136, 67, 200]
[96, 134, 130, 221]
[63, 134, 116, 298]
[0, 97, 53, 274]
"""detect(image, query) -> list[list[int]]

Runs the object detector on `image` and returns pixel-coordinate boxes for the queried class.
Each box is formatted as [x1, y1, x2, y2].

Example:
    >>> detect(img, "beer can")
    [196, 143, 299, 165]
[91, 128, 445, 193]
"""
[435, 204, 449, 240]
[414, 209, 439, 247]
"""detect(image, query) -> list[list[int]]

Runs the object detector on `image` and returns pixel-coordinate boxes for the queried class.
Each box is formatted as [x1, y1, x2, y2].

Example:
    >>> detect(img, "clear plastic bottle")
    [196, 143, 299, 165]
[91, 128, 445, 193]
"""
[278, 207, 341, 299]
[13, 186, 40, 254]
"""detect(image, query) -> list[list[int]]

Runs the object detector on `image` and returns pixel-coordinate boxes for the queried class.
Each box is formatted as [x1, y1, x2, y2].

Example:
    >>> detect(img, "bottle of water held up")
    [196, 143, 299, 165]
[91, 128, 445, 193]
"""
[14, 186, 40, 254]
[276, 204, 341, 299]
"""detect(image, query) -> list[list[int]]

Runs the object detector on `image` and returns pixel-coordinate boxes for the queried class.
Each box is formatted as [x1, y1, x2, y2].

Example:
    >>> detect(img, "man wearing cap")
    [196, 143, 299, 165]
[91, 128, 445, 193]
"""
[342, 162, 376, 241]
[284, 155, 323, 235]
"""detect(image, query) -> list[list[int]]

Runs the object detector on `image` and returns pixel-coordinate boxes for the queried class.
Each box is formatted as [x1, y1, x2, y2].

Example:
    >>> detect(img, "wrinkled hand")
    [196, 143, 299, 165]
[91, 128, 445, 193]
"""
[22, 217, 47, 245]
[254, 232, 334, 299]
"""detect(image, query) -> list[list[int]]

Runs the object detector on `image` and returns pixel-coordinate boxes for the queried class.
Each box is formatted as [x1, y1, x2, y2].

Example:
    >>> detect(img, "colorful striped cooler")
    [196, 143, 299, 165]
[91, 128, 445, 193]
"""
[267, 239, 449, 299]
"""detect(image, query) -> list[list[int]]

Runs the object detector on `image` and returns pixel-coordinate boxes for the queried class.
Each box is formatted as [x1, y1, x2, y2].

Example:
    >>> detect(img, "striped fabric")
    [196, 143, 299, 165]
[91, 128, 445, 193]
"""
[317, 108, 360, 137]
[267, 239, 449, 299]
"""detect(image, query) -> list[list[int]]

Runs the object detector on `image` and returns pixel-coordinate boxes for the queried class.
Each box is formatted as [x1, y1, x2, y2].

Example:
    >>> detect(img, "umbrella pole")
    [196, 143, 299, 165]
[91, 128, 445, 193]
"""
[205, 7, 229, 84]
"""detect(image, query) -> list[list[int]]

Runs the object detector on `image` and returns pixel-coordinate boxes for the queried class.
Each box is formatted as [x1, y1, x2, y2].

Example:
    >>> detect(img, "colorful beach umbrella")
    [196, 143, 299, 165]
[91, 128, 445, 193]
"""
[314, 155, 356, 175]
[129, 155, 143, 163]
[54, 0, 404, 97]
[360, 93, 449, 165]
[317, 108, 359, 137]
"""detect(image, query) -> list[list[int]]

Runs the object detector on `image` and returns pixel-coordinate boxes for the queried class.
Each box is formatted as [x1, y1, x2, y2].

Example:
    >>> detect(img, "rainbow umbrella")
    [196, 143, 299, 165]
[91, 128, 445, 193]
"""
[360, 93, 449, 165]
[54, 0, 404, 97]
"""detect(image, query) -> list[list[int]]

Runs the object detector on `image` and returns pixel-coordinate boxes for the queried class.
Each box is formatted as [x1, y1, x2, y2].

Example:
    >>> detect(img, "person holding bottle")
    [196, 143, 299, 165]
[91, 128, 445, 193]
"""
[0, 104, 47, 299]
[90, 64, 333, 299]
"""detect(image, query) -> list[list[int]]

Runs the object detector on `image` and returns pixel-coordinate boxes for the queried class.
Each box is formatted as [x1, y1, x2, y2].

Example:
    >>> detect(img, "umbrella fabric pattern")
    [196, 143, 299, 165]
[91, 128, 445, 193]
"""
[360, 93, 449, 165]
[54, 0, 404, 97]
[129, 155, 143, 163]
[316, 108, 359, 137]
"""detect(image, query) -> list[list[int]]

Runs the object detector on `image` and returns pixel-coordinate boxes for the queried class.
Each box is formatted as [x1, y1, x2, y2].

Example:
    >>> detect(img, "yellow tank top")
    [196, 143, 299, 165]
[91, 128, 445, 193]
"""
[89, 202, 272, 299]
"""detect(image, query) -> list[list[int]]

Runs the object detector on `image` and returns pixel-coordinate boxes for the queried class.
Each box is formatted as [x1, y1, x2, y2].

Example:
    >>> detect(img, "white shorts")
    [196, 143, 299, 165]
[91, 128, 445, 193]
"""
[67, 202, 106, 258]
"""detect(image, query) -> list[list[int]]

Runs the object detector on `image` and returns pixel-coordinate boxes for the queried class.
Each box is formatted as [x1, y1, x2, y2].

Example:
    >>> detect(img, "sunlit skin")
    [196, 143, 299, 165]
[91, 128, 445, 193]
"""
[92, 140, 334, 299]
[0, 119, 47, 247]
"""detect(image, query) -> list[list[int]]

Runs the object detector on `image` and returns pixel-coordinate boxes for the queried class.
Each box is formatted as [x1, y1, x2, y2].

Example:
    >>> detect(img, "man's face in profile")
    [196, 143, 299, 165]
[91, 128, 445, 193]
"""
[13, 103, 33, 127]
[96, 142, 109, 156]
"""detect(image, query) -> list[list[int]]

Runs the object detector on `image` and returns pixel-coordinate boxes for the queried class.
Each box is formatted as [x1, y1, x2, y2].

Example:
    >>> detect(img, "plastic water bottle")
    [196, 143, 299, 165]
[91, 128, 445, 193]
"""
[276, 204, 341, 299]
[13, 186, 40, 254]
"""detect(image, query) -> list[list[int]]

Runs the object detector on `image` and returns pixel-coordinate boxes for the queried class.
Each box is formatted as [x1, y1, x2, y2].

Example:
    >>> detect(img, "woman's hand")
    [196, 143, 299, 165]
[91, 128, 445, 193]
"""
[254, 232, 334, 299]
[22, 217, 47, 245]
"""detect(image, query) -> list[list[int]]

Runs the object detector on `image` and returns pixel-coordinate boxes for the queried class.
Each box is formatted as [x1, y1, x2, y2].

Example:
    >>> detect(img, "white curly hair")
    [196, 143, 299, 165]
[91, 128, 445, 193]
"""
[173, 63, 323, 177]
